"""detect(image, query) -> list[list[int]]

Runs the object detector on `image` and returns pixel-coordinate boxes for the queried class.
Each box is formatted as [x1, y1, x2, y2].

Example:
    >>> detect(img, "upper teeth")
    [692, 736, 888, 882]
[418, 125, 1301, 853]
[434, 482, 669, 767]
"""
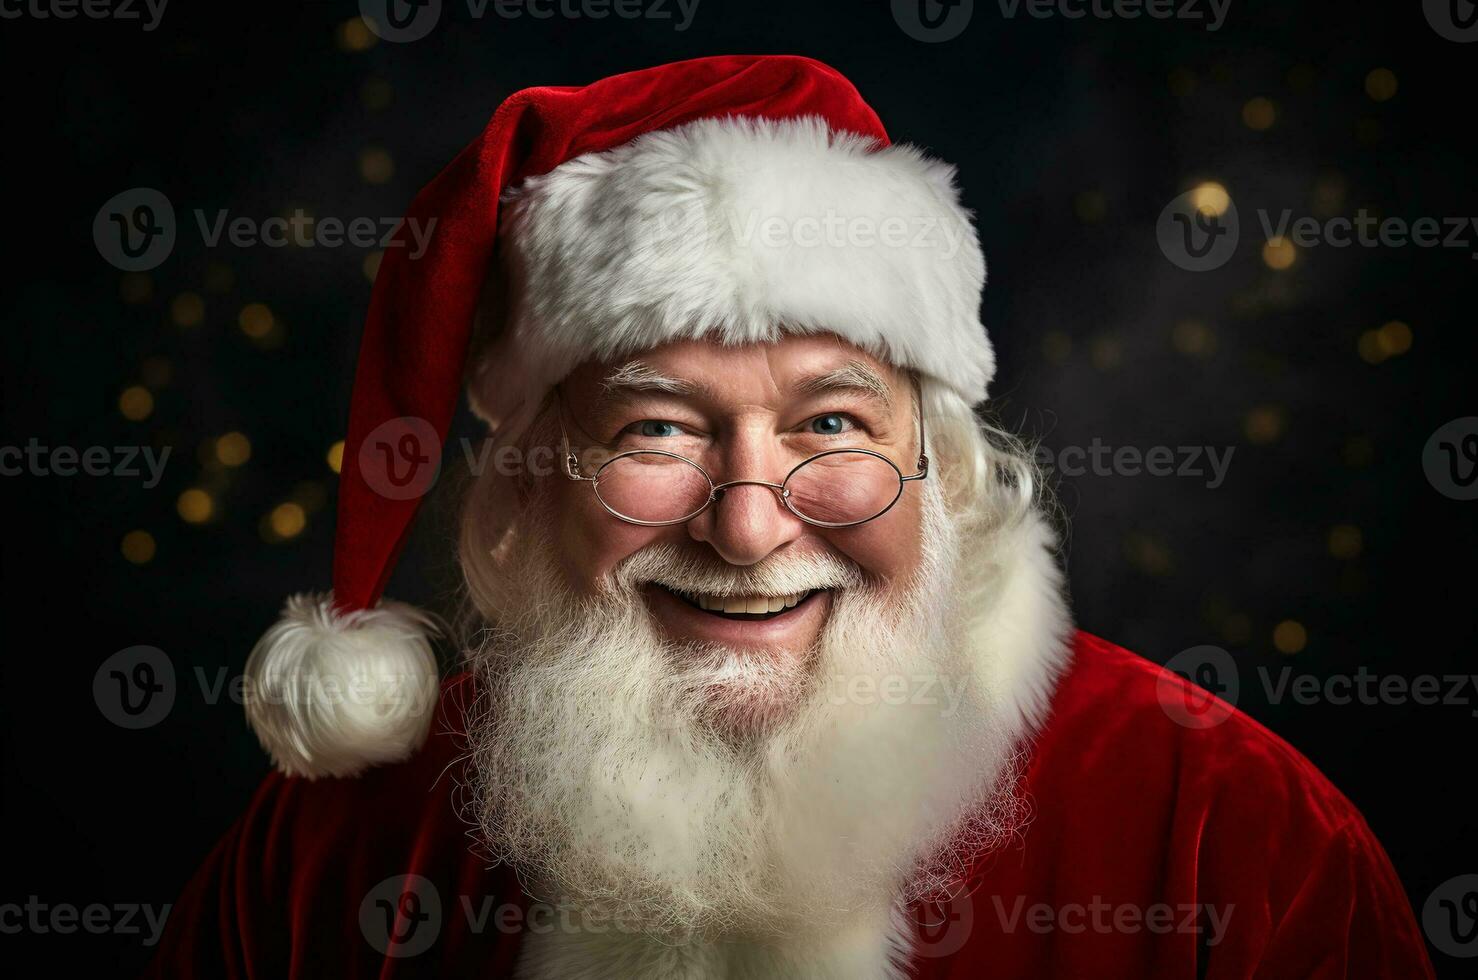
[684, 591, 809, 614]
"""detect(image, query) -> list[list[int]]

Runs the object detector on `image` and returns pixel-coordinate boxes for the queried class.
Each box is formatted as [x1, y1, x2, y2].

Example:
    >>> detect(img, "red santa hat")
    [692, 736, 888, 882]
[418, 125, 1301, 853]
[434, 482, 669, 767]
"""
[244, 54, 994, 779]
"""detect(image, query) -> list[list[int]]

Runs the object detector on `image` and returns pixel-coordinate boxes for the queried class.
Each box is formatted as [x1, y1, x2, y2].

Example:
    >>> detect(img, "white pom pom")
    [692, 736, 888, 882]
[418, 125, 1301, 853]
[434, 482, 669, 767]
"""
[244, 593, 441, 779]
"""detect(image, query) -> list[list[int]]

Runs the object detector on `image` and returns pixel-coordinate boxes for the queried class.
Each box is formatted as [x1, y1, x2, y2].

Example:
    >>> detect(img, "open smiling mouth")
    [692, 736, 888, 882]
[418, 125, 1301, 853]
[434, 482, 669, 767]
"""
[657, 586, 824, 621]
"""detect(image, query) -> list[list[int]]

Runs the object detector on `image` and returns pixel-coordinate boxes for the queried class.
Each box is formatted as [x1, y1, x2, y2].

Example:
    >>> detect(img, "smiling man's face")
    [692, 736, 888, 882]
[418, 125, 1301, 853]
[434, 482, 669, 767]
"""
[548, 333, 926, 673]
[462, 331, 1029, 937]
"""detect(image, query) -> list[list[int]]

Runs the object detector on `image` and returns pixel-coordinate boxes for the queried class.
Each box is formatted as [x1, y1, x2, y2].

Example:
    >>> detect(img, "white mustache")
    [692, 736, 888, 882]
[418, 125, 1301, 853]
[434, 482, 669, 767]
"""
[613, 543, 864, 598]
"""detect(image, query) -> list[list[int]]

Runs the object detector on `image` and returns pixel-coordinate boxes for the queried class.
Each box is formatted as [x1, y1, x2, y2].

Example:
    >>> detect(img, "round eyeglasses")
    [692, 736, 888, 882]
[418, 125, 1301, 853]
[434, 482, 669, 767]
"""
[558, 384, 928, 529]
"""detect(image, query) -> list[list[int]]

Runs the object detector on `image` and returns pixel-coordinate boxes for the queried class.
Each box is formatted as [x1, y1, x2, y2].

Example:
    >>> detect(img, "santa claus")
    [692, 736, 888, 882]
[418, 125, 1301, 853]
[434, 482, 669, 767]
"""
[144, 55, 1434, 979]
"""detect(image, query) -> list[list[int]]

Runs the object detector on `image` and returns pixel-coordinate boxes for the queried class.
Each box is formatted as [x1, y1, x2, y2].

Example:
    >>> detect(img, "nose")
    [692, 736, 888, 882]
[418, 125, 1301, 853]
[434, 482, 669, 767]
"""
[687, 450, 806, 566]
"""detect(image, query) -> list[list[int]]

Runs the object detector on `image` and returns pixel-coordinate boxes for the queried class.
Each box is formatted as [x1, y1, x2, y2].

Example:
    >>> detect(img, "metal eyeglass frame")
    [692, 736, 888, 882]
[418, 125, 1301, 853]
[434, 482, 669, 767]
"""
[556, 378, 929, 529]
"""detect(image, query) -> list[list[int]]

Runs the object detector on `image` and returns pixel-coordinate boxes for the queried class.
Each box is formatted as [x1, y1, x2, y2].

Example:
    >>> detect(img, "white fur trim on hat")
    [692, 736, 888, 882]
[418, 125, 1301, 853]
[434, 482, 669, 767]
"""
[243, 594, 440, 780]
[472, 115, 992, 436]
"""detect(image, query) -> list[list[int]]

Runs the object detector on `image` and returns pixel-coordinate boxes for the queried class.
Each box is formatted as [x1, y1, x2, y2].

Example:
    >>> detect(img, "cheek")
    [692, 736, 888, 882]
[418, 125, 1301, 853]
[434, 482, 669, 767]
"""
[822, 491, 925, 587]
[549, 478, 672, 595]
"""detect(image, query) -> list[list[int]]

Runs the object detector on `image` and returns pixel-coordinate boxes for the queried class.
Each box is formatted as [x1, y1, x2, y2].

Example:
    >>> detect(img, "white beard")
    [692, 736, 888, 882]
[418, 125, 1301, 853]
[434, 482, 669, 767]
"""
[462, 476, 1036, 970]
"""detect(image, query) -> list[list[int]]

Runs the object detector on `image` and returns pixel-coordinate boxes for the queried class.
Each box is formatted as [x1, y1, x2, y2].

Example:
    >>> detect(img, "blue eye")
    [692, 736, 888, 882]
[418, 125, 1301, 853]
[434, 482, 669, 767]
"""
[809, 413, 852, 435]
[635, 420, 680, 438]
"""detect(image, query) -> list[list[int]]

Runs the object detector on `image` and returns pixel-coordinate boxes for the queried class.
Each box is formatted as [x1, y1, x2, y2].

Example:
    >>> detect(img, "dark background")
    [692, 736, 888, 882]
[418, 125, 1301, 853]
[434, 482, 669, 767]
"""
[1, 0, 1474, 974]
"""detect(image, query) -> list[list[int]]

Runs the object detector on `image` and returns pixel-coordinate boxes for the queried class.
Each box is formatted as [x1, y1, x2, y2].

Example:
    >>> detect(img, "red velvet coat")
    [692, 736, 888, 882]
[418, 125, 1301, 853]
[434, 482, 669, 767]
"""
[144, 631, 1434, 978]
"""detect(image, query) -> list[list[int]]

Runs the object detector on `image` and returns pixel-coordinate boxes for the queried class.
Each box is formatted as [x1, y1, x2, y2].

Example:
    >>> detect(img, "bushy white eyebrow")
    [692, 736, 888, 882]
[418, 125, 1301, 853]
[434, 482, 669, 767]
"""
[601, 361, 701, 397]
[793, 361, 894, 409]
[599, 358, 894, 408]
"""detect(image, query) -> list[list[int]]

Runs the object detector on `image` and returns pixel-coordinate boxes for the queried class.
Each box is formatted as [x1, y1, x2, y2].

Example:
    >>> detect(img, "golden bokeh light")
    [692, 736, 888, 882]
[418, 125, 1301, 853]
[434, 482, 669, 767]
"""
[1189, 181, 1231, 218]
[1358, 321, 1413, 364]
[1357, 330, 1384, 364]
[327, 440, 345, 474]
[336, 17, 377, 52]
[1172, 319, 1217, 357]
[215, 432, 252, 467]
[265, 502, 308, 542]
[1365, 68, 1398, 103]
[171, 292, 205, 328]
[119, 386, 154, 421]
[177, 488, 214, 524]
[1242, 97, 1277, 131]
[238, 303, 275, 339]
[1377, 320, 1412, 356]
[1261, 236, 1297, 270]
[121, 530, 156, 565]
[1273, 620, 1308, 654]
[359, 147, 395, 185]
[362, 250, 384, 283]
[1244, 405, 1286, 445]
